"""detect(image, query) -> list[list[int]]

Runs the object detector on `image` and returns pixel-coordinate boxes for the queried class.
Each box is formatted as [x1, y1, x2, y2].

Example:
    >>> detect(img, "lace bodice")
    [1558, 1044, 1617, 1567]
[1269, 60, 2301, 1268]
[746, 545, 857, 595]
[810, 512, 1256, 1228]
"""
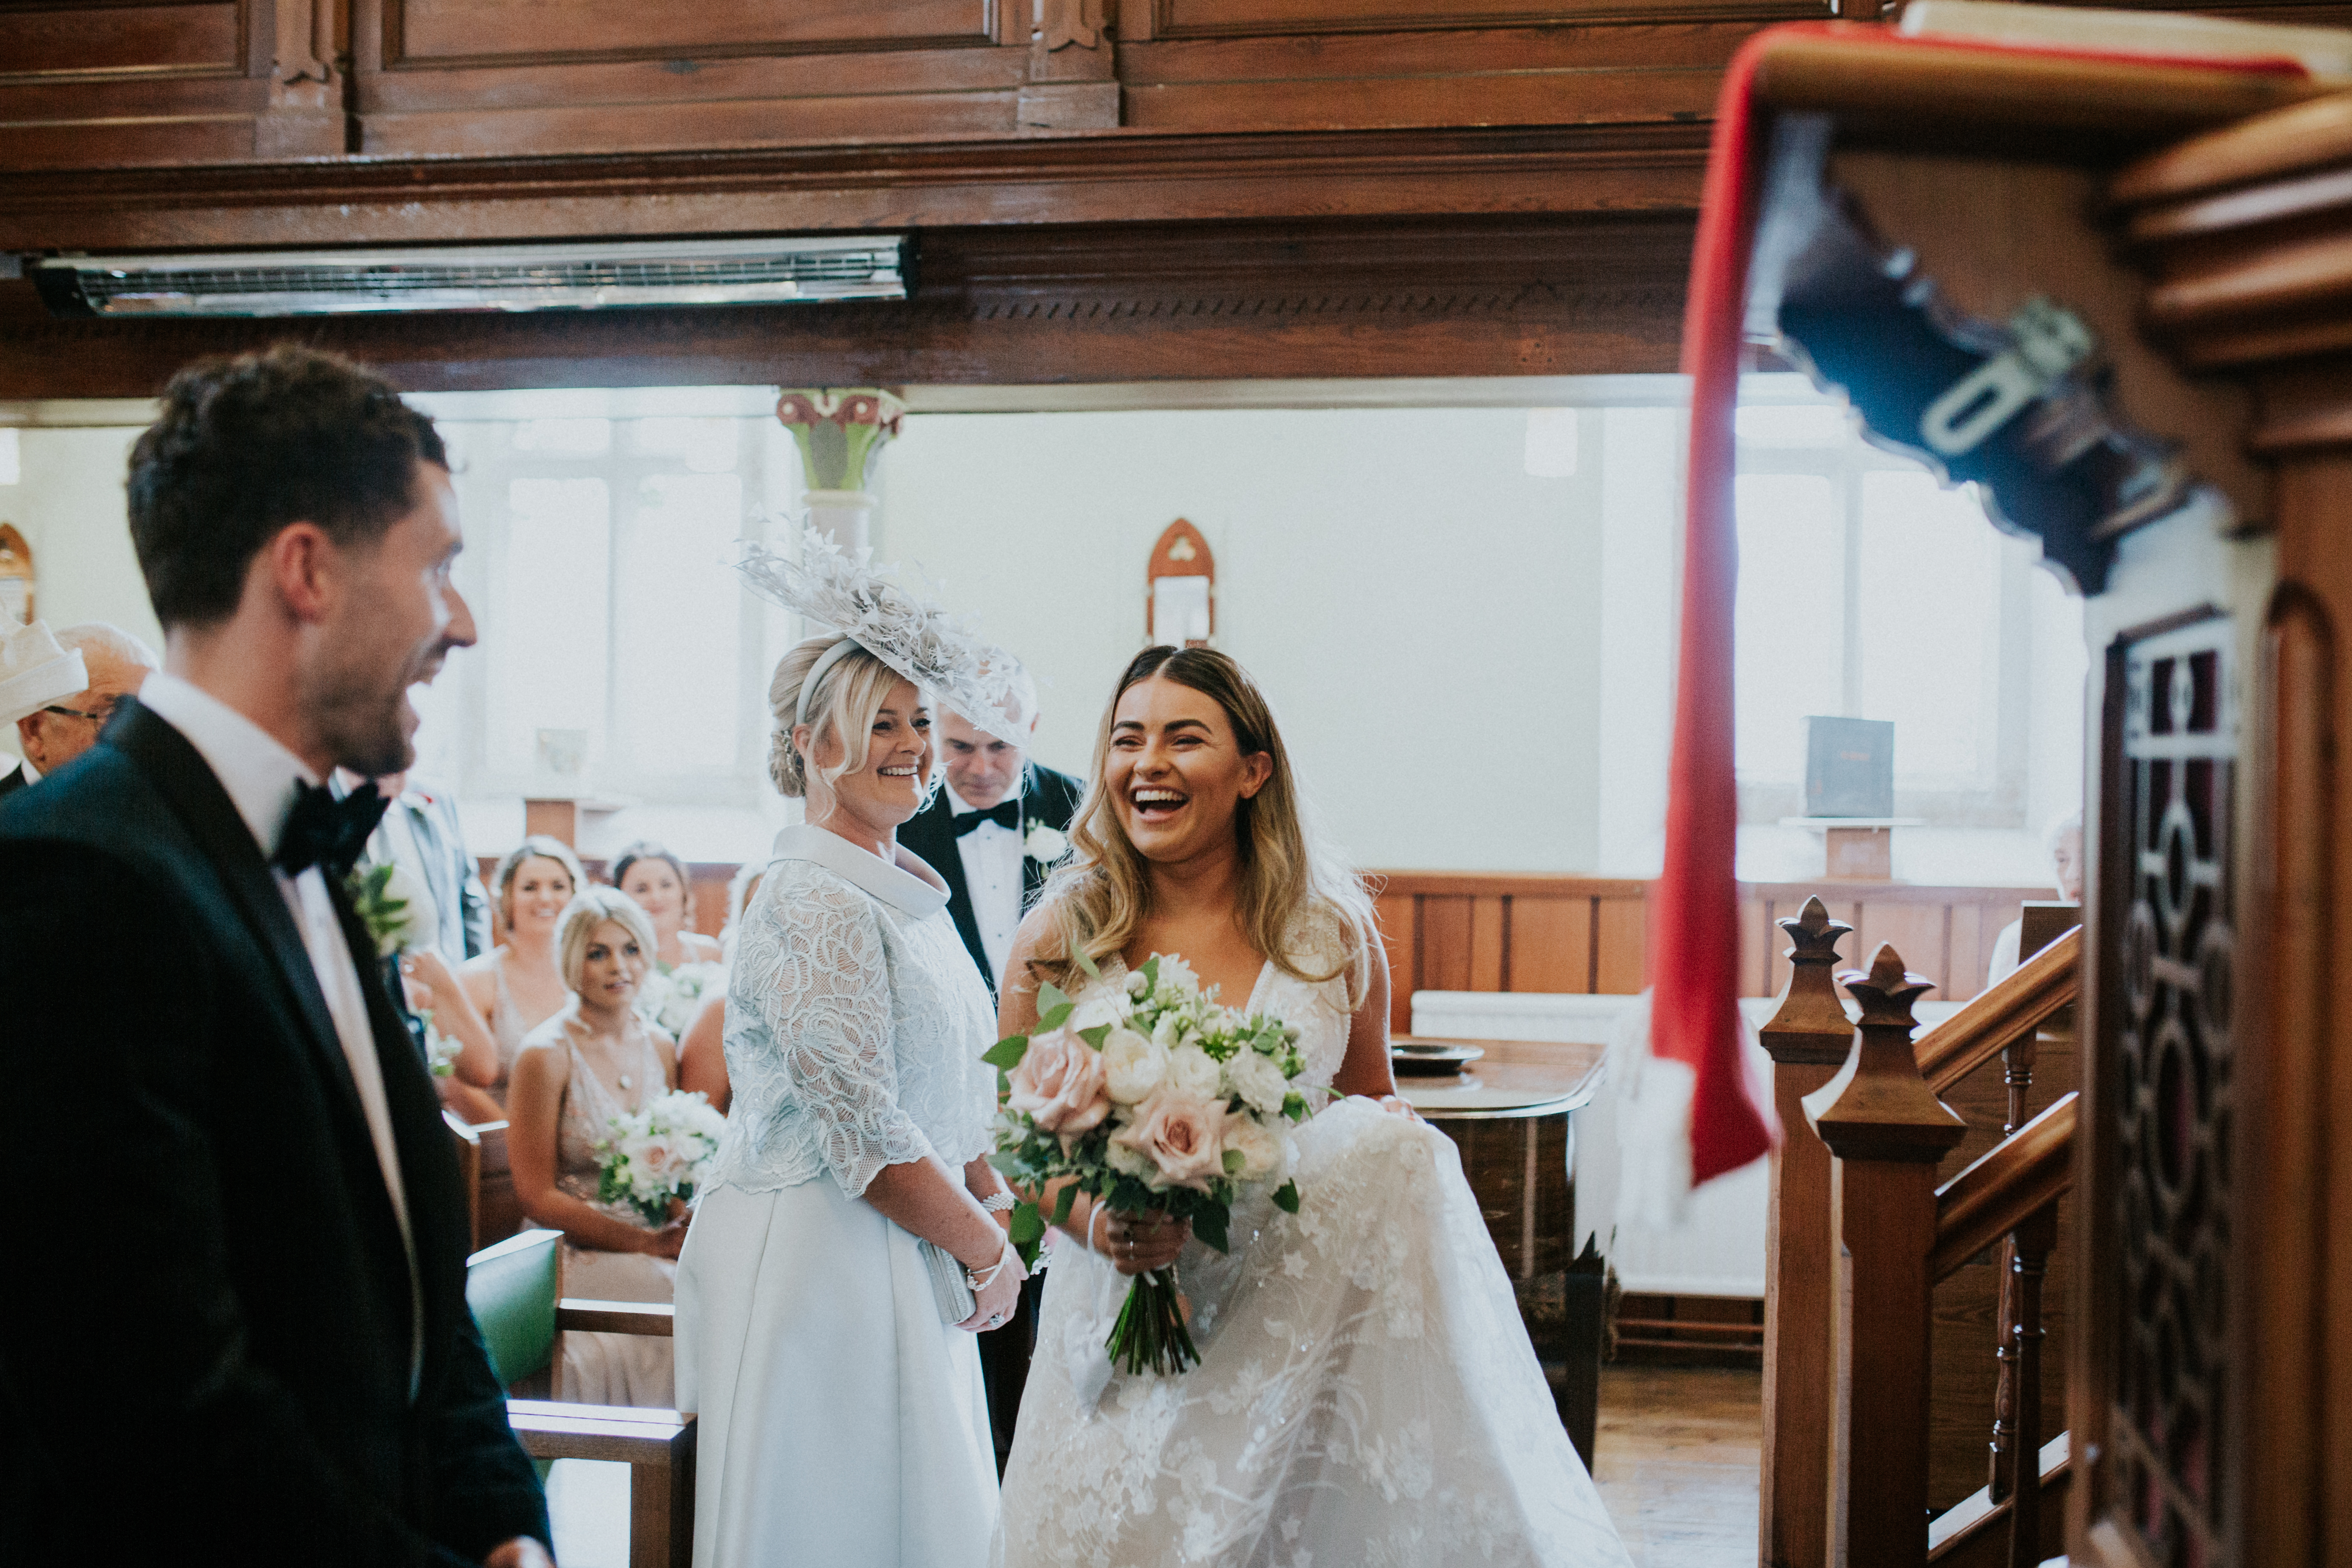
[709, 825, 999, 1199]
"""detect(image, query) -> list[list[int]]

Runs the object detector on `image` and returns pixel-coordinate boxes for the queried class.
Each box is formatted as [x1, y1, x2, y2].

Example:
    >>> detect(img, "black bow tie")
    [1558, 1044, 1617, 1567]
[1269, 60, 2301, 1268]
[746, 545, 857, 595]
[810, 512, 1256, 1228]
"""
[273, 781, 388, 878]
[953, 798, 1022, 837]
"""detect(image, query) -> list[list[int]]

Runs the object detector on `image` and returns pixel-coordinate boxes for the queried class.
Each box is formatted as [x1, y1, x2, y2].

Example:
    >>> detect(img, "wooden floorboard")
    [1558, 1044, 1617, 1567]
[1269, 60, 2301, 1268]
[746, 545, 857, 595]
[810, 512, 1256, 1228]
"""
[1591, 1364, 1763, 1568]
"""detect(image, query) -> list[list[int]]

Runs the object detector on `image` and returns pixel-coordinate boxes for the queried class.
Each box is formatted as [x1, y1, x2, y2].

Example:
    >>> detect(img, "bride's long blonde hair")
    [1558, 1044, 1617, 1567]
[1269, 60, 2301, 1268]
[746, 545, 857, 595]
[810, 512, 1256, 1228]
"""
[1037, 645, 1375, 1006]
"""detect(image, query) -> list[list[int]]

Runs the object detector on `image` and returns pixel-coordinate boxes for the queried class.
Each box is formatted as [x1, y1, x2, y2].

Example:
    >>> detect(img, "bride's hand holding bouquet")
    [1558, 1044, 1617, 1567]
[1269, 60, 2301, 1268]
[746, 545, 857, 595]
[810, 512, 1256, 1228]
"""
[986, 948, 1309, 1376]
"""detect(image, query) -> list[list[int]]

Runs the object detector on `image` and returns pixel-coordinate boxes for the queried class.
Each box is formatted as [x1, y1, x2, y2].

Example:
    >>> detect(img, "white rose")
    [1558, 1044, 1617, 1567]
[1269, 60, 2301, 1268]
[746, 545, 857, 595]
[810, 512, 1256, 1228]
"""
[1069, 989, 1132, 1032]
[375, 862, 439, 956]
[1224, 1046, 1290, 1116]
[1125, 970, 1150, 999]
[1100, 1026, 1167, 1104]
[1151, 1012, 1187, 1052]
[1166, 1043, 1223, 1099]
[1222, 1112, 1289, 1182]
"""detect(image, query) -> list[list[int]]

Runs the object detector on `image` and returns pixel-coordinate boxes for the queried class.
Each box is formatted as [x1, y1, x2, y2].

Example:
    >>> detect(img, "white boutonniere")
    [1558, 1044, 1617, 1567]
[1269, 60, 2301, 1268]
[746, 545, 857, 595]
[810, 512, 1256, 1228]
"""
[1025, 823, 1069, 864]
[345, 861, 439, 958]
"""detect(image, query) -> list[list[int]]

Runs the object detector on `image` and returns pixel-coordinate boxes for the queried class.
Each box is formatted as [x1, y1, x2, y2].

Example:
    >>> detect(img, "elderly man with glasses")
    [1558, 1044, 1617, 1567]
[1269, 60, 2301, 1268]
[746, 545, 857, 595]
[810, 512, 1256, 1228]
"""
[3, 621, 157, 796]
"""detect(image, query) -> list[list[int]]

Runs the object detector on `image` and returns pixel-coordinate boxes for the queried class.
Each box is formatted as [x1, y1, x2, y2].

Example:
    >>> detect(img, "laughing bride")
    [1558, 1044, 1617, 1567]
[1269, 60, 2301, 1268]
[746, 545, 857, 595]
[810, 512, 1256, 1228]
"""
[993, 645, 1632, 1568]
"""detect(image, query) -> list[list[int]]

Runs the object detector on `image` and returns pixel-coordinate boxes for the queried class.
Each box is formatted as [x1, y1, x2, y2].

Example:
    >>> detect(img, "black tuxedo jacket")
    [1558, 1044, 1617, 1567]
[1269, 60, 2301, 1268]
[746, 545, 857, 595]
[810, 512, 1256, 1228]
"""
[900, 761, 1085, 997]
[0, 758, 25, 799]
[0, 699, 546, 1566]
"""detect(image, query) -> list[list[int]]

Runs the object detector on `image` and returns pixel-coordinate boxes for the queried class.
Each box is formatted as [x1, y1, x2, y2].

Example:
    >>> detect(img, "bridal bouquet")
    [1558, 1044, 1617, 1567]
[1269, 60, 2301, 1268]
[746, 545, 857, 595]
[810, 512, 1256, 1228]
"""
[596, 1089, 728, 1225]
[637, 959, 725, 1038]
[985, 950, 1308, 1375]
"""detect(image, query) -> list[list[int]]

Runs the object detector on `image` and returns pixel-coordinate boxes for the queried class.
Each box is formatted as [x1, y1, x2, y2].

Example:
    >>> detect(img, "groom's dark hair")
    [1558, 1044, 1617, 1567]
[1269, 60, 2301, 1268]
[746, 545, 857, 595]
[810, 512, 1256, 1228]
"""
[127, 344, 447, 630]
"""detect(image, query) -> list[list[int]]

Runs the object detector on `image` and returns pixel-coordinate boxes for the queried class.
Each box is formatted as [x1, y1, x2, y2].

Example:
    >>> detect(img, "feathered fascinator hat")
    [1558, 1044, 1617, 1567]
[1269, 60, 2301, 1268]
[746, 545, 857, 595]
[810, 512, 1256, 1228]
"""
[733, 527, 1029, 744]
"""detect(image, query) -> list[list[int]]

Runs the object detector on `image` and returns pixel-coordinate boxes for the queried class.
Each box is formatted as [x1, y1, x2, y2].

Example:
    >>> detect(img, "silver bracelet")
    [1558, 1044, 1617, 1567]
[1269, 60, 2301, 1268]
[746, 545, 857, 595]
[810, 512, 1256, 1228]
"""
[966, 1241, 1017, 1292]
[980, 1192, 1017, 1214]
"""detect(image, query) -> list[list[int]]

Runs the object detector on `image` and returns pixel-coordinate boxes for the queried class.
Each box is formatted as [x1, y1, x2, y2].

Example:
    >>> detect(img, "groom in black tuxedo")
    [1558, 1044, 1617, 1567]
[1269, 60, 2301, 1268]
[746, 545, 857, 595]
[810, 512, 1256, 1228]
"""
[899, 665, 1082, 1471]
[0, 347, 550, 1566]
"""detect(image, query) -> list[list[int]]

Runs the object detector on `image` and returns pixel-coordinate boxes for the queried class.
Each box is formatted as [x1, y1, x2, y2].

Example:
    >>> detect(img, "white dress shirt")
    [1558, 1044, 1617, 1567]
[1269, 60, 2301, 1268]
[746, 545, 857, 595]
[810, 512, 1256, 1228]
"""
[139, 672, 422, 1382]
[946, 781, 1023, 992]
[14, 756, 38, 785]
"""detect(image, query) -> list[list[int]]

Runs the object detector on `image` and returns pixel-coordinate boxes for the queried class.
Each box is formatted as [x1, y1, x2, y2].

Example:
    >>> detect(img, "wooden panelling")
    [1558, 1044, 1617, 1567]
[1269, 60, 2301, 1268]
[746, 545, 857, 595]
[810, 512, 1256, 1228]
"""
[1370, 872, 2057, 1013]
[1594, 895, 1649, 994]
[1133, 0, 1808, 38]
[386, 0, 996, 67]
[0, 210, 1694, 397]
[0, 2, 240, 80]
[1508, 896, 1593, 994]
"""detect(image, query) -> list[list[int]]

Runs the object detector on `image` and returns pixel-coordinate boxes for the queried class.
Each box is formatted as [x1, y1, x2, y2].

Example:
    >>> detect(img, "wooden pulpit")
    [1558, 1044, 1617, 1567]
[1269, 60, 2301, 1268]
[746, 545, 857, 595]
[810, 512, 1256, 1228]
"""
[1721, 13, 2352, 1568]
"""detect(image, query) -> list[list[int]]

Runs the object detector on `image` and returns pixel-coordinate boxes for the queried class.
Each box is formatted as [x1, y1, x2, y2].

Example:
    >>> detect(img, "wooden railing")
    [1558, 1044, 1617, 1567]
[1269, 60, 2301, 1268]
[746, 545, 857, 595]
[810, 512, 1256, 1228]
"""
[1759, 905, 2081, 1568]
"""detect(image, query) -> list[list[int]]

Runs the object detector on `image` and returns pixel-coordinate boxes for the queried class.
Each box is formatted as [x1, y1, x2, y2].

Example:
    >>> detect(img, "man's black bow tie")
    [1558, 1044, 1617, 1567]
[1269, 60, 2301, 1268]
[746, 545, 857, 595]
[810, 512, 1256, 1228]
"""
[952, 798, 1023, 837]
[273, 781, 388, 878]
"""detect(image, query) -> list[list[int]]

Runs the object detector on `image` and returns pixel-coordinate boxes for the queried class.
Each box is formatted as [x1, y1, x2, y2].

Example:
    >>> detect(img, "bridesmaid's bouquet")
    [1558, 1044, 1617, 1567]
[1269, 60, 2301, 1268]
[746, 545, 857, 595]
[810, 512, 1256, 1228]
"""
[596, 1089, 728, 1225]
[636, 959, 725, 1038]
[985, 950, 1308, 1375]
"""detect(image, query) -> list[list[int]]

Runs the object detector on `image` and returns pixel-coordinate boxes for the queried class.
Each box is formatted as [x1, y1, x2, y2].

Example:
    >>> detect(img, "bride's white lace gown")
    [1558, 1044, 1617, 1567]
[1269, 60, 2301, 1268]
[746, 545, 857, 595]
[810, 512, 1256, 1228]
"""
[996, 926, 1633, 1568]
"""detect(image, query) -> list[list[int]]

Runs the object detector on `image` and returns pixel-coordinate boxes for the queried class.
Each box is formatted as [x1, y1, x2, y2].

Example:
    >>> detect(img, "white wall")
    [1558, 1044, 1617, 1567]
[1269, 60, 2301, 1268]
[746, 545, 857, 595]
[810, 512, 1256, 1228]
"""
[0, 425, 156, 762]
[873, 406, 1608, 871]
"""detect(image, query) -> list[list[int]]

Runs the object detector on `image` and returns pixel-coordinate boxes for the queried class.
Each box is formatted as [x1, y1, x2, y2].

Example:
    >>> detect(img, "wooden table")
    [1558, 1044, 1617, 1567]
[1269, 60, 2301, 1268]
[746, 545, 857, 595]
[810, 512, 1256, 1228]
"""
[1392, 1036, 1608, 1464]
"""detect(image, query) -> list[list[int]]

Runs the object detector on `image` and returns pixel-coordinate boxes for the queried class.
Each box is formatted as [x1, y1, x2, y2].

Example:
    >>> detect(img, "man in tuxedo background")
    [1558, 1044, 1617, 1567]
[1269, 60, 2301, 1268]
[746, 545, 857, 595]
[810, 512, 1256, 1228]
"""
[899, 659, 1082, 1470]
[0, 619, 155, 796]
[0, 347, 550, 1565]
[900, 660, 1084, 1000]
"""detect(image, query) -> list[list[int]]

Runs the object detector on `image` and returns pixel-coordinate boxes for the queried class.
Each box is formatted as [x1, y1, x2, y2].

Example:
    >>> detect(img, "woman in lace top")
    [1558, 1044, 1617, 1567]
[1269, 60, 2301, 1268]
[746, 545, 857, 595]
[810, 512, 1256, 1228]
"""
[507, 886, 684, 1407]
[992, 647, 1632, 1568]
[455, 835, 582, 1108]
[675, 637, 1026, 1568]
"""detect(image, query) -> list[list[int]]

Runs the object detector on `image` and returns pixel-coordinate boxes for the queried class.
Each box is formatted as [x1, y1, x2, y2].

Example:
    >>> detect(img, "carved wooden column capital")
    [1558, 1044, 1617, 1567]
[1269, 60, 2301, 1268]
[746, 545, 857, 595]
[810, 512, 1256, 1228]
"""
[259, 0, 350, 159]
[776, 388, 904, 552]
[1803, 943, 1967, 1165]
[1023, 0, 1121, 132]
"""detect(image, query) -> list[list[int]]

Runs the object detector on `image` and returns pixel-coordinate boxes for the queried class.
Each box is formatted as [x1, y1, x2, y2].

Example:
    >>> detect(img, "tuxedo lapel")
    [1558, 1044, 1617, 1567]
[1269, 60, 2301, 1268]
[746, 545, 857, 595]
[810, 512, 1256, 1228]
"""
[0, 761, 25, 800]
[906, 792, 993, 988]
[105, 702, 381, 1152]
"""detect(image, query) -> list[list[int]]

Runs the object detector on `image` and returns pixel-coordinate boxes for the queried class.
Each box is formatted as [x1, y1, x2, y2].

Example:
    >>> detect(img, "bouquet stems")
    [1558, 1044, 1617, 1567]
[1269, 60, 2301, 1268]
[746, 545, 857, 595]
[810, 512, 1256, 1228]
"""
[1108, 1267, 1200, 1376]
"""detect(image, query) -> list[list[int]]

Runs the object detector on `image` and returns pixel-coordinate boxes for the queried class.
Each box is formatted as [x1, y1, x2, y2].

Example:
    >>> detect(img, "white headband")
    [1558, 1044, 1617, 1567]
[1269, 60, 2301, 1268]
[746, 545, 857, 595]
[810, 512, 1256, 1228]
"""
[797, 637, 869, 728]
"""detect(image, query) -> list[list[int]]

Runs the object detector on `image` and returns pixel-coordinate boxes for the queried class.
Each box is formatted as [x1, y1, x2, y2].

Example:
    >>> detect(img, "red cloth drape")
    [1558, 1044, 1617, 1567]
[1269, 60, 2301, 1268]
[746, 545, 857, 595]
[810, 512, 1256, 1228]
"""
[1651, 21, 2304, 1187]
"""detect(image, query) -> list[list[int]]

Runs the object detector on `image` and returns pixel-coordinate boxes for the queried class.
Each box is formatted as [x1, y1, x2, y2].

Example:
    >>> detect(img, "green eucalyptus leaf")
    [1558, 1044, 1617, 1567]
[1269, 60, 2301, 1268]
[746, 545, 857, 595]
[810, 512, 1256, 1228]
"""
[1008, 1201, 1045, 1248]
[1272, 1180, 1301, 1214]
[1139, 956, 1160, 993]
[1072, 945, 1101, 981]
[1039, 1003, 1075, 1031]
[982, 1035, 1030, 1071]
[1191, 1201, 1230, 1254]
[1050, 1184, 1078, 1226]
[1037, 981, 1071, 1019]
[1079, 1023, 1112, 1050]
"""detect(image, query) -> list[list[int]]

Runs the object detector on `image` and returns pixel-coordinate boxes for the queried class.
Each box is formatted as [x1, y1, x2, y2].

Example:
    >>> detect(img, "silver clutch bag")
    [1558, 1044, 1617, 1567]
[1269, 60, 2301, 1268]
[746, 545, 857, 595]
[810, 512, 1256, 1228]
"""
[920, 1239, 976, 1325]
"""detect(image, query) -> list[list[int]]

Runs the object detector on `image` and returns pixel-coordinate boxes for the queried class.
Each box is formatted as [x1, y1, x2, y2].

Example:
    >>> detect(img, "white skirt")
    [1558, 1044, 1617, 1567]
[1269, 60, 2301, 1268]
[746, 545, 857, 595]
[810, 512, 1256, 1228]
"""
[676, 1178, 998, 1568]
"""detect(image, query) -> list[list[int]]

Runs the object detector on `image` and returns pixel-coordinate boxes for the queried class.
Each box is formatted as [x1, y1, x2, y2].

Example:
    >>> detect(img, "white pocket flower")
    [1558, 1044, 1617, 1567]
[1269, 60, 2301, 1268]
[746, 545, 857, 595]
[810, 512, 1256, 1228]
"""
[1024, 824, 1070, 863]
[1224, 1045, 1290, 1116]
[1166, 1042, 1223, 1099]
[1100, 1026, 1167, 1104]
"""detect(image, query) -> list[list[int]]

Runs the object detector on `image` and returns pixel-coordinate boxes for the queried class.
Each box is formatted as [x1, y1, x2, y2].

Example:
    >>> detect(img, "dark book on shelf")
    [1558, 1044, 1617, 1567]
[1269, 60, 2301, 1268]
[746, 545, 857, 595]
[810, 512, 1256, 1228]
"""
[1805, 716, 1894, 817]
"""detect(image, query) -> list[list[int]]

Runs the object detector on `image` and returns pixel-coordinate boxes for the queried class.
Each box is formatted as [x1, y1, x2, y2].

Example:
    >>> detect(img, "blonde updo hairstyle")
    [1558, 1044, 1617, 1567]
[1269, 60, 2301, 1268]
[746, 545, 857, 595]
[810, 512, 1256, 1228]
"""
[493, 835, 586, 930]
[766, 634, 931, 810]
[555, 886, 659, 994]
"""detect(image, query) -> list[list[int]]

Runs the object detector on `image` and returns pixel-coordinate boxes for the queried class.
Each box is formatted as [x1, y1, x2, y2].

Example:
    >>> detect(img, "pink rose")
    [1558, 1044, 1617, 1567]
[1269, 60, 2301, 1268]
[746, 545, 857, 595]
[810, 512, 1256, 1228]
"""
[1110, 1089, 1227, 1192]
[1008, 1028, 1112, 1138]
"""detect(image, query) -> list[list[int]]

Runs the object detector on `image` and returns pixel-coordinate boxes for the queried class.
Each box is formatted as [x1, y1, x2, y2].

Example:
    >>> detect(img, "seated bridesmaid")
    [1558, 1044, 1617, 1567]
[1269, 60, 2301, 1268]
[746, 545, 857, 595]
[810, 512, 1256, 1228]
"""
[612, 840, 722, 971]
[458, 836, 582, 1107]
[676, 865, 766, 1116]
[507, 887, 685, 1407]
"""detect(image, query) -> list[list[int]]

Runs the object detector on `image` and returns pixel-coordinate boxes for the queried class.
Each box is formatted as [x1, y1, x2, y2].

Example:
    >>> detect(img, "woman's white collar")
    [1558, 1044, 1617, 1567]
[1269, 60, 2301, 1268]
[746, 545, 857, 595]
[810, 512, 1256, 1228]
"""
[770, 824, 949, 919]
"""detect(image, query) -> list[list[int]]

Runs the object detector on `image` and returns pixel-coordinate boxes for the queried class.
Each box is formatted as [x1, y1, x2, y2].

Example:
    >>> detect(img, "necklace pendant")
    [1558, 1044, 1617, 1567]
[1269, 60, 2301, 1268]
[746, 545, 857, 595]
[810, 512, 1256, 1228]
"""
[619, 1074, 633, 1090]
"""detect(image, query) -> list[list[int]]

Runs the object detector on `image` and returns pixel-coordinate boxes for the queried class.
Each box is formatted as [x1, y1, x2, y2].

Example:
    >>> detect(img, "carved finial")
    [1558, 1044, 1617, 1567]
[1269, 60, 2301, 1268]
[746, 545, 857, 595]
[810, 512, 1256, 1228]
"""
[1759, 896, 1857, 1066]
[1802, 942, 1966, 1163]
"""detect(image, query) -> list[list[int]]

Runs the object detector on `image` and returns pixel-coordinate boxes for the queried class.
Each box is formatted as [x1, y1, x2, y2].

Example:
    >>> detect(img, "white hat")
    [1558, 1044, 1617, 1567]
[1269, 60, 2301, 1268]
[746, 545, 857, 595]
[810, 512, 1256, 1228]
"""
[0, 620, 91, 728]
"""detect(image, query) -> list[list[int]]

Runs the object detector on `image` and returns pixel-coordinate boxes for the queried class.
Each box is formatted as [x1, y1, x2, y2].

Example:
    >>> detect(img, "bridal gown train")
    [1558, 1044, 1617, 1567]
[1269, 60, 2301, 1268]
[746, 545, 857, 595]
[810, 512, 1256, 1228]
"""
[995, 926, 1634, 1568]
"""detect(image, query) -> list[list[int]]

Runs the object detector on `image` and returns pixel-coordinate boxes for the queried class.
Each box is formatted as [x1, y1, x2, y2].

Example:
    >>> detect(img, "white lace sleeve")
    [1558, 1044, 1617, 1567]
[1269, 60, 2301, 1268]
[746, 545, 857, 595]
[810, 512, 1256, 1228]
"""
[737, 873, 936, 1197]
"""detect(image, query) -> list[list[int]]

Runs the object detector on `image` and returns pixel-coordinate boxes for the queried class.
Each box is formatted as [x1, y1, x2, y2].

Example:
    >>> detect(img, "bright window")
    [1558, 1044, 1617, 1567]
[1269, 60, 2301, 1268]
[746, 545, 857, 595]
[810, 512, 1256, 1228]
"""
[1732, 400, 2046, 825]
[412, 410, 798, 807]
